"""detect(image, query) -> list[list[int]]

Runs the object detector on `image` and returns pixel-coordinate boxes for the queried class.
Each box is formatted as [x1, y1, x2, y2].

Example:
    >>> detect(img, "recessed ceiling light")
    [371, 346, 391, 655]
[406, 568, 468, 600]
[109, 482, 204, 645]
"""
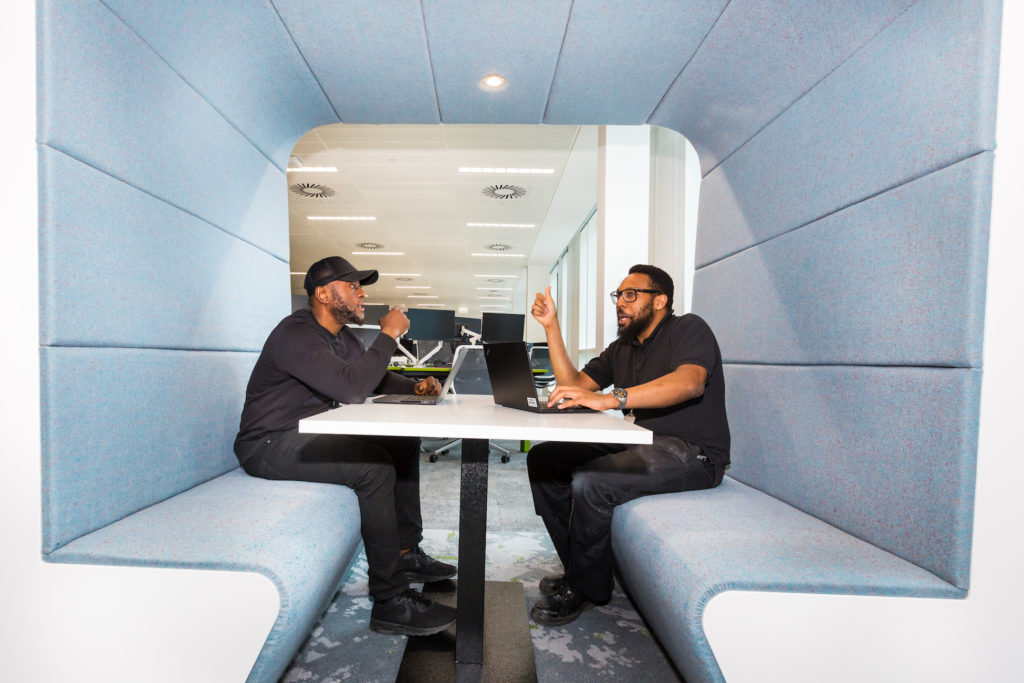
[479, 73, 508, 91]
[467, 222, 535, 228]
[287, 167, 338, 173]
[352, 251, 404, 256]
[308, 216, 376, 221]
[471, 252, 524, 257]
[459, 168, 552, 175]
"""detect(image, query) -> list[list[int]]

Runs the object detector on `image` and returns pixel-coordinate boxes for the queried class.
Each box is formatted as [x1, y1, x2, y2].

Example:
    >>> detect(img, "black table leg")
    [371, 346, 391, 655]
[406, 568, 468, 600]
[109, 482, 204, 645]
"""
[455, 437, 489, 682]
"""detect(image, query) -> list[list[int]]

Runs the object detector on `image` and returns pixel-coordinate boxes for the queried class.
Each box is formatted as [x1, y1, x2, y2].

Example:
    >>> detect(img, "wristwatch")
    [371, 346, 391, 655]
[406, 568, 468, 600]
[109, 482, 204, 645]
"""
[611, 387, 628, 410]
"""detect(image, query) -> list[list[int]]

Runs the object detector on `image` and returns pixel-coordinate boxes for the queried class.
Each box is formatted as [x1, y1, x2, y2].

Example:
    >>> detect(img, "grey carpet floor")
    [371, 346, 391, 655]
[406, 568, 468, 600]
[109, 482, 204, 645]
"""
[279, 440, 684, 682]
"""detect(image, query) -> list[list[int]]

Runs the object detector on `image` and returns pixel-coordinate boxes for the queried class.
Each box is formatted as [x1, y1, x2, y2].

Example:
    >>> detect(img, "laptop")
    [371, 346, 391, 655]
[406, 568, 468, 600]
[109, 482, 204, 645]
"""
[373, 344, 470, 405]
[483, 341, 594, 413]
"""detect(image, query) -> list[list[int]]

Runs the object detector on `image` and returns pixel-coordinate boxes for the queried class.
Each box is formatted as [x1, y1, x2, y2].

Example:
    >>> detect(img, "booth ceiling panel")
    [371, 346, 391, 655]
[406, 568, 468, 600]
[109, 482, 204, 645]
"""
[545, 0, 727, 125]
[422, 0, 573, 123]
[273, 0, 440, 124]
[651, 0, 916, 175]
[102, 0, 339, 167]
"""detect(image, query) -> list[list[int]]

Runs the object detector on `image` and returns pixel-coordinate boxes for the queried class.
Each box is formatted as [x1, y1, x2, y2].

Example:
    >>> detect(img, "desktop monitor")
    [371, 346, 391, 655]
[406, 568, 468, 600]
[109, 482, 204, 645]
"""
[406, 308, 457, 341]
[361, 303, 391, 324]
[455, 316, 482, 335]
[481, 312, 525, 343]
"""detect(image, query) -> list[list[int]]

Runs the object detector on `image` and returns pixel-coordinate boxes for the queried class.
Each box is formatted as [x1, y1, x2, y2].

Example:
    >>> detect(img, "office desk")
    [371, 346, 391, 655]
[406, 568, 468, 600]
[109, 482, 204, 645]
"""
[300, 395, 651, 681]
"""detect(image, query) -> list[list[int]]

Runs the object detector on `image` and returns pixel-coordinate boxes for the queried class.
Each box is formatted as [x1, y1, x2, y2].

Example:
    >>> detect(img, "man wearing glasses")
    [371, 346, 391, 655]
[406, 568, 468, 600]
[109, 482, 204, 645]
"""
[527, 264, 730, 626]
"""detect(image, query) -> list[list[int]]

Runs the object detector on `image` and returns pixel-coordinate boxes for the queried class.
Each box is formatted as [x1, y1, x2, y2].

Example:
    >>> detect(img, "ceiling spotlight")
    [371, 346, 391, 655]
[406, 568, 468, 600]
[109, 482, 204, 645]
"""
[479, 73, 508, 91]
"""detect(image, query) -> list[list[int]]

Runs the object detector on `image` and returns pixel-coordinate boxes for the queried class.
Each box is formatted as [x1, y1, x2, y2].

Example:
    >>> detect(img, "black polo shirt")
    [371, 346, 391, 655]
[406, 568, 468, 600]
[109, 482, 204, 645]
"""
[234, 309, 416, 452]
[582, 313, 730, 466]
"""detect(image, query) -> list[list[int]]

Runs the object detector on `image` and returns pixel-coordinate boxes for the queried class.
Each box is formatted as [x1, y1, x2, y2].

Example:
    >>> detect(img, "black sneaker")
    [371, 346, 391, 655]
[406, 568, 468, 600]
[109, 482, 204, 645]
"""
[402, 546, 457, 582]
[530, 583, 593, 627]
[370, 589, 457, 636]
[538, 573, 565, 596]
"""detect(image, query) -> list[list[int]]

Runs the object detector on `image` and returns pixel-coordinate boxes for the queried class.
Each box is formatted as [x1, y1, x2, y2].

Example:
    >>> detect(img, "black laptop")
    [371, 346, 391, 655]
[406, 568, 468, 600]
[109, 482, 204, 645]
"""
[374, 344, 470, 405]
[483, 341, 594, 413]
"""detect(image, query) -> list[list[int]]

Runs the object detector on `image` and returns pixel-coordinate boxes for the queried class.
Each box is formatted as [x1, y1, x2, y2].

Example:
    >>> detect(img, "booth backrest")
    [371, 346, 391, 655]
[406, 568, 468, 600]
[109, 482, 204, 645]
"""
[691, 1, 999, 590]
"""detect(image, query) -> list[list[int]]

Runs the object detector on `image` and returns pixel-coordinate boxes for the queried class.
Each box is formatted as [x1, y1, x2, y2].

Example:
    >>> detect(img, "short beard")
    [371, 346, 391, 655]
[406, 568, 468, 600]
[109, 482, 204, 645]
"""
[617, 301, 655, 341]
[328, 291, 364, 327]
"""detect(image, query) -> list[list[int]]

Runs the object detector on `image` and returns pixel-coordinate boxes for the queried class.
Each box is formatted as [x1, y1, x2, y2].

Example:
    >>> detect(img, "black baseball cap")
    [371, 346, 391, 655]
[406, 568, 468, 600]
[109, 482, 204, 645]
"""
[303, 256, 379, 296]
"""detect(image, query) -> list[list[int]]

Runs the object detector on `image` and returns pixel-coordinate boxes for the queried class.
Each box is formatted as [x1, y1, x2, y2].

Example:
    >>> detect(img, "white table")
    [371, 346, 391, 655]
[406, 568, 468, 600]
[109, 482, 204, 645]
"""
[300, 394, 652, 681]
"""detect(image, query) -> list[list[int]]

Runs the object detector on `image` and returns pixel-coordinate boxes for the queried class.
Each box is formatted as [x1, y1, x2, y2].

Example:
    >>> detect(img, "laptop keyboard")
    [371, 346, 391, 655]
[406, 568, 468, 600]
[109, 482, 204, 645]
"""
[376, 393, 438, 404]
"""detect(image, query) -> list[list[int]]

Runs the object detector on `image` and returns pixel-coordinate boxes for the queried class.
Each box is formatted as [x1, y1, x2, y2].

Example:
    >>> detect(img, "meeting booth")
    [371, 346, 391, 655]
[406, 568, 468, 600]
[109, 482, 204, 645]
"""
[36, 2, 1002, 681]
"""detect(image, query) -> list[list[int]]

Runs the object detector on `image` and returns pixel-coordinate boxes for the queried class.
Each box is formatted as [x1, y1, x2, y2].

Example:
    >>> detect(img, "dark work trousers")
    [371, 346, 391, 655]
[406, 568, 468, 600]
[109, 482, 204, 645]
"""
[527, 435, 723, 603]
[237, 430, 423, 601]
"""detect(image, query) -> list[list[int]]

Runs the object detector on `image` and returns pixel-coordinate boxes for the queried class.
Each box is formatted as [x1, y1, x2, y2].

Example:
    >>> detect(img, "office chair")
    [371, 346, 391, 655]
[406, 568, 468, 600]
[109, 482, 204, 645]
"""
[421, 345, 514, 464]
[528, 343, 555, 393]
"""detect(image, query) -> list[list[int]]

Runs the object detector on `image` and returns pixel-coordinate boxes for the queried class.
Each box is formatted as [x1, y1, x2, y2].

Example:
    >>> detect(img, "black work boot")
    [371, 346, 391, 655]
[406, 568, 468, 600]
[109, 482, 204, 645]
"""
[538, 573, 565, 596]
[370, 589, 457, 636]
[530, 583, 593, 627]
[401, 546, 457, 582]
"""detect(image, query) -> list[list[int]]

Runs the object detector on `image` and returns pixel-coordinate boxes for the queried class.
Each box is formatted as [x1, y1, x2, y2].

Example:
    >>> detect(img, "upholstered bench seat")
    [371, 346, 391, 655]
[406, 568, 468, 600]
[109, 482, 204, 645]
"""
[611, 477, 964, 683]
[46, 468, 364, 683]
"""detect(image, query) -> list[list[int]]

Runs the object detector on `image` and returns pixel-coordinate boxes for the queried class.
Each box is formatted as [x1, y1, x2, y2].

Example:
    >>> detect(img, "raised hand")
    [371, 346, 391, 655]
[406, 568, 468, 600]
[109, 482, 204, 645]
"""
[380, 306, 410, 339]
[531, 286, 558, 328]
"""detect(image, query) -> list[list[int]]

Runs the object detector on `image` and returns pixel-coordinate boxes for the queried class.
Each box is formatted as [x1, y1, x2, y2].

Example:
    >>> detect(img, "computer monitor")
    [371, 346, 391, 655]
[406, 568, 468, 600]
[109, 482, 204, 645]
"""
[406, 308, 457, 341]
[481, 312, 525, 343]
[347, 325, 382, 351]
[455, 316, 481, 335]
[361, 303, 391, 324]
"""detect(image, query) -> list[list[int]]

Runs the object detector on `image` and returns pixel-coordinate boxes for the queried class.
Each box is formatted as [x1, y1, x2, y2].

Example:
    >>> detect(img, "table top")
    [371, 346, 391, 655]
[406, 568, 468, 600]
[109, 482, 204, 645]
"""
[299, 394, 653, 445]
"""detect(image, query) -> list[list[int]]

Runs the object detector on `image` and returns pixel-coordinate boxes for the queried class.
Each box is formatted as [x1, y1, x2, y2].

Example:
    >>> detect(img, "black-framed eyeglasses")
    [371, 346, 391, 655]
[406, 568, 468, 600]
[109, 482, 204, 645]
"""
[609, 288, 662, 304]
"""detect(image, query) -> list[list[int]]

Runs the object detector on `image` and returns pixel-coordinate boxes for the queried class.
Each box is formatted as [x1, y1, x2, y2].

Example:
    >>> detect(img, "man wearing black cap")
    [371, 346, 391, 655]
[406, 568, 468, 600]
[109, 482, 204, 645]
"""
[234, 256, 456, 636]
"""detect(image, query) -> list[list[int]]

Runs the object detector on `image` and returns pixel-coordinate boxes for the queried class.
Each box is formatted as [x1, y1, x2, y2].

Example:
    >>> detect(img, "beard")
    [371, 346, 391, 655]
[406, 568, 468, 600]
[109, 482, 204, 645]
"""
[328, 290, 364, 326]
[617, 301, 655, 341]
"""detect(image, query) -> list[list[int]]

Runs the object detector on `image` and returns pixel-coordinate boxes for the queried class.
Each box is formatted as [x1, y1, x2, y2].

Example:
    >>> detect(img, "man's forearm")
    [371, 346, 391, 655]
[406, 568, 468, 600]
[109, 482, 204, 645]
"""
[542, 319, 583, 386]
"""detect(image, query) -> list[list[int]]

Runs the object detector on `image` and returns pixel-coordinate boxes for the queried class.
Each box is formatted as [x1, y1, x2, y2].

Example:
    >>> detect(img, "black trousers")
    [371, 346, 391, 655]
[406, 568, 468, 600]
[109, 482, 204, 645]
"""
[527, 435, 723, 603]
[237, 430, 422, 601]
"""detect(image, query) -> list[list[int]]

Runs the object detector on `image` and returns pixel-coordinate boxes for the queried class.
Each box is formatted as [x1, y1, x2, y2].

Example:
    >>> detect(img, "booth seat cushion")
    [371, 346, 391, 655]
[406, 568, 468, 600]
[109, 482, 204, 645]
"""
[45, 467, 363, 683]
[611, 477, 963, 683]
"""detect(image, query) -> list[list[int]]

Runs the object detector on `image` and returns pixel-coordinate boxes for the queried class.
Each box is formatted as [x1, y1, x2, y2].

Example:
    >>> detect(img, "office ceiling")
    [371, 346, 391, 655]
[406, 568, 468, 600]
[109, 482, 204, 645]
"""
[287, 123, 592, 318]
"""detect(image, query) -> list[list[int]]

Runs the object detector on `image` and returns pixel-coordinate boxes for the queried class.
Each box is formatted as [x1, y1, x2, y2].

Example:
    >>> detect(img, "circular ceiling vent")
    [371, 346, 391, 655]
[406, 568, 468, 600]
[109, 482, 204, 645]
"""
[356, 241, 384, 250]
[289, 183, 335, 198]
[396, 277, 414, 282]
[487, 243, 512, 252]
[487, 278, 505, 283]
[481, 184, 527, 199]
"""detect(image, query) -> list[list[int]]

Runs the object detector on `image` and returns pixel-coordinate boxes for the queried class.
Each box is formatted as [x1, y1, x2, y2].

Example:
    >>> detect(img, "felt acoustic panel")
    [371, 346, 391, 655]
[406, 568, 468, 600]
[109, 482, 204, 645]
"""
[695, 0, 1001, 268]
[38, 0, 288, 259]
[650, 0, 916, 175]
[693, 152, 992, 368]
[41, 347, 258, 553]
[422, 0, 572, 123]
[48, 468, 363, 683]
[273, 0, 440, 123]
[101, 0, 339, 166]
[39, 147, 288, 351]
[722, 364, 981, 589]
[612, 477, 964, 683]
[544, 0, 726, 125]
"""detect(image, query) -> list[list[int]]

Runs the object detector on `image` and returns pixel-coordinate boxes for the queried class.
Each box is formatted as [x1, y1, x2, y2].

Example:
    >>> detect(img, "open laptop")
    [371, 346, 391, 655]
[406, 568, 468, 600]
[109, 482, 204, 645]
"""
[373, 343, 470, 405]
[483, 341, 594, 413]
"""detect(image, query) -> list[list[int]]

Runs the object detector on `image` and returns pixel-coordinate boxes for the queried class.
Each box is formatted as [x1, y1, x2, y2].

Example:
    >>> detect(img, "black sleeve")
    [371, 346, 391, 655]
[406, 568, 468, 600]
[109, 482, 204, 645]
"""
[671, 315, 717, 383]
[581, 340, 617, 390]
[275, 325, 399, 404]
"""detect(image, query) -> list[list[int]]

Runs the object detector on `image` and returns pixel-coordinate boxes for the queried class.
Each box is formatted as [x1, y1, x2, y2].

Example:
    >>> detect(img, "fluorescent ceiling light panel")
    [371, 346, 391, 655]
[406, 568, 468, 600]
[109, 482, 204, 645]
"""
[308, 216, 376, 221]
[458, 167, 553, 174]
[407, 294, 439, 299]
[287, 167, 338, 173]
[467, 222, 535, 228]
[417, 303, 447, 308]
